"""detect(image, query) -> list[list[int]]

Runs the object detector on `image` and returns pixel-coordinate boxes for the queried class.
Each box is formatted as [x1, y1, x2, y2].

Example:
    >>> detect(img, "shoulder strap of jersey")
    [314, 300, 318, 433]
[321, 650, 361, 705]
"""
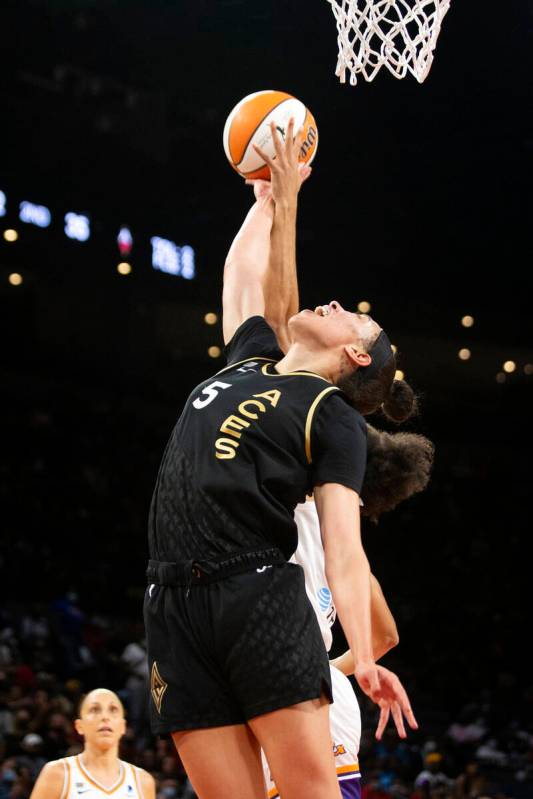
[305, 386, 340, 464]
[60, 758, 72, 799]
[131, 764, 144, 799]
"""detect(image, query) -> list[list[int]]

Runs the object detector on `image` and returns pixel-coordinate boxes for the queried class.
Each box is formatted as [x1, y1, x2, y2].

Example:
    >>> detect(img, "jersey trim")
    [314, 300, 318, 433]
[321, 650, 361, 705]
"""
[60, 759, 71, 799]
[267, 762, 360, 797]
[216, 356, 276, 376]
[337, 762, 361, 778]
[261, 362, 329, 382]
[76, 755, 126, 795]
[132, 765, 144, 799]
[305, 386, 340, 464]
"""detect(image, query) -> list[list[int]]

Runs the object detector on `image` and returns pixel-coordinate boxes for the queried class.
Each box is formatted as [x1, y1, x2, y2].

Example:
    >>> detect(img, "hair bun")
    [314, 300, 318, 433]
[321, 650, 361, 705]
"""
[382, 379, 417, 423]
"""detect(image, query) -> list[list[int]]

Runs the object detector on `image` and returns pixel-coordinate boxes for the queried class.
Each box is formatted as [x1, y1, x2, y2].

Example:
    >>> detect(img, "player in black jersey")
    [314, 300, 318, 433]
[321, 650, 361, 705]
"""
[144, 120, 416, 799]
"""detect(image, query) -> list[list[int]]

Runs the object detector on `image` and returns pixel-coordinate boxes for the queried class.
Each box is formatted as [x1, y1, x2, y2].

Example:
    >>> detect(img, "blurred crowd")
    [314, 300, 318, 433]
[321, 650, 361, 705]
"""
[0, 380, 531, 798]
[0, 600, 196, 798]
[1, 598, 531, 799]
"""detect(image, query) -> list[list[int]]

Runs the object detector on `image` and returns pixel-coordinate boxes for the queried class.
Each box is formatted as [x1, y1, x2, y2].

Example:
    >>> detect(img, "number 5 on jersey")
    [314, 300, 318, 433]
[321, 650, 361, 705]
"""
[193, 381, 232, 410]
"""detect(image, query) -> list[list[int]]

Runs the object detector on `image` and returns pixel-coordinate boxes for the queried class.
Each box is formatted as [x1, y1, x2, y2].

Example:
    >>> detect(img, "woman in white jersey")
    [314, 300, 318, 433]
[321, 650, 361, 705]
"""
[29, 688, 155, 799]
[264, 425, 434, 799]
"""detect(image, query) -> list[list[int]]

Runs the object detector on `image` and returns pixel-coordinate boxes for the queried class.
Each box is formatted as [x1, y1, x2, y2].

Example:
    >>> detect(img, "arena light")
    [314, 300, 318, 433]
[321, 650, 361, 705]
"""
[3, 229, 18, 242]
[151, 237, 196, 279]
[19, 201, 51, 228]
[461, 315, 474, 328]
[503, 360, 516, 374]
[394, 369, 404, 380]
[117, 226, 133, 257]
[357, 300, 371, 313]
[496, 372, 506, 384]
[65, 212, 90, 242]
[524, 364, 533, 376]
[0, 190, 6, 217]
[458, 348, 471, 361]
[204, 312, 218, 325]
[8, 272, 23, 286]
[117, 262, 132, 275]
[208, 346, 221, 358]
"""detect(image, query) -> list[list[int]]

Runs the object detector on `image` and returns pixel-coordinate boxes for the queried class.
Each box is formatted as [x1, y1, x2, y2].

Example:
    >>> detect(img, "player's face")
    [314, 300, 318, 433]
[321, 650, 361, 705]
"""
[289, 301, 380, 351]
[75, 690, 126, 749]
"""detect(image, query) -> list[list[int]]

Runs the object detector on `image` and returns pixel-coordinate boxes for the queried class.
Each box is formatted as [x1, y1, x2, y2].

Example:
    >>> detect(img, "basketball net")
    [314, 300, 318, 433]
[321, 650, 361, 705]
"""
[326, 0, 451, 85]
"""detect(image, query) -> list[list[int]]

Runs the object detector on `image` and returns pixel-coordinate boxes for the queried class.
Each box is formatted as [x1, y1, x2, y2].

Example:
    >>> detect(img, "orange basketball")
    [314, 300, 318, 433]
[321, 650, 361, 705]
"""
[223, 90, 318, 180]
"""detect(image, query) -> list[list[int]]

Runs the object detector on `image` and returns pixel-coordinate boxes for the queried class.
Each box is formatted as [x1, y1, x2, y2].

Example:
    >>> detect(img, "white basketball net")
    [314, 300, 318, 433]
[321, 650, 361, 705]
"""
[327, 0, 451, 85]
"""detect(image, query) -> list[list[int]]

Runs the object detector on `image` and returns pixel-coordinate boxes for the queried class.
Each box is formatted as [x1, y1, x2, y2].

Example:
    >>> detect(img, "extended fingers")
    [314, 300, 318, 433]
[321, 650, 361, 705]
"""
[269, 120, 285, 160]
[388, 682, 418, 732]
[401, 701, 418, 730]
[375, 703, 390, 741]
[286, 116, 297, 156]
[253, 142, 276, 170]
[391, 701, 406, 739]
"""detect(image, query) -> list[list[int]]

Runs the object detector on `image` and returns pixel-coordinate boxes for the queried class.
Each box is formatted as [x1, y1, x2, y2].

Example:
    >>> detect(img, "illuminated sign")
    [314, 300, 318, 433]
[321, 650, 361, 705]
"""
[151, 237, 195, 279]
[180, 245, 195, 280]
[117, 226, 133, 256]
[65, 212, 90, 242]
[19, 201, 51, 228]
[3, 185, 196, 275]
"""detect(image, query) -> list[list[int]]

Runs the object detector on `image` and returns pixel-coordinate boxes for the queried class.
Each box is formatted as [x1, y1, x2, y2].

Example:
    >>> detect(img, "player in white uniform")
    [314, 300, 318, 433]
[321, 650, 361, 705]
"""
[242, 125, 432, 797]
[29, 688, 155, 799]
[263, 498, 401, 799]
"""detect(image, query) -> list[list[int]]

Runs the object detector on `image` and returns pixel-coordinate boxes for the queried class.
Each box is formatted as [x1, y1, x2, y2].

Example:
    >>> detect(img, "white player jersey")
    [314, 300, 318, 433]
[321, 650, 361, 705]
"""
[60, 755, 144, 799]
[264, 665, 361, 798]
[291, 500, 335, 652]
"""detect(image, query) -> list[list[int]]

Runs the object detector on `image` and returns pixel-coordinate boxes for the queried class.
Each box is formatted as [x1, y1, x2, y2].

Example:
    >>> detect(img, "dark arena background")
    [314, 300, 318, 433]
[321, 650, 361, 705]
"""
[0, 2, 531, 798]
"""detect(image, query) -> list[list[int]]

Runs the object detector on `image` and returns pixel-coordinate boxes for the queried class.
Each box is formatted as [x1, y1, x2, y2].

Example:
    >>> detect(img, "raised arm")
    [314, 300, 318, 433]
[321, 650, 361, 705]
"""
[314, 482, 417, 739]
[249, 119, 311, 351]
[314, 483, 375, 677]
[330, 573, 399, 675]
[222, 195, 274, 344]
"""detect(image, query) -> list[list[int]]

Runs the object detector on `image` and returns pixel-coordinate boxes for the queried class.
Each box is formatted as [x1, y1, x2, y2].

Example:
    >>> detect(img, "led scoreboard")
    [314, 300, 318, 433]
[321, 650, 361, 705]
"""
[0, 187, 195, 280]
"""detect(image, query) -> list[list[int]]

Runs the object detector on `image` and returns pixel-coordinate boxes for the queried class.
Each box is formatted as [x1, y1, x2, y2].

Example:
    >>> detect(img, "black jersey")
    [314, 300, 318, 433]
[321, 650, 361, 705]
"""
[148, 316, 367, 562]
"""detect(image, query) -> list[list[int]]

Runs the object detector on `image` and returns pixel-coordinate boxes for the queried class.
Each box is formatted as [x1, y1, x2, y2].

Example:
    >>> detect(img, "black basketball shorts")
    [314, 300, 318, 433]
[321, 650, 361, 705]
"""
[143, 548, 332, 733]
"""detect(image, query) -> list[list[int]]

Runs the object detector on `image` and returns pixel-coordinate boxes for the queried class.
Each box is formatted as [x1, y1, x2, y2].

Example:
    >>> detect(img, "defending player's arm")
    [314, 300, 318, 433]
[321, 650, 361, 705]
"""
[330, 573, 399, 675]
[29, 761, 64, 799]
[222, 192, 274, 345]
[314, 483, 375, 674]
[249, 120, 310, 352]
[315, 483, 416, 739]
[311, 400, 417, 739]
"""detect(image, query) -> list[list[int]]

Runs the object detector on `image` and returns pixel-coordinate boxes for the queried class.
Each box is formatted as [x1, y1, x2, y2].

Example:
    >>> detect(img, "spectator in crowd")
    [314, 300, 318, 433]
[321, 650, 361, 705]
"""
[414, 752, 453, 796]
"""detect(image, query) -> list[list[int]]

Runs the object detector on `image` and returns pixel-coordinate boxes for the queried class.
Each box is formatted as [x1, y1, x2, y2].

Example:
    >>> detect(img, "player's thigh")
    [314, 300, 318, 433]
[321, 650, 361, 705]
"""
[249, 695, 341, 799]
[172, 723, 266, 799]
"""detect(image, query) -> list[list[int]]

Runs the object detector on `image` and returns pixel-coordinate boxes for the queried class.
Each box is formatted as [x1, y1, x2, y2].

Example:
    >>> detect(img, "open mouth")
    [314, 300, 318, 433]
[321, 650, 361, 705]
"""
[315, 305, 331, 317]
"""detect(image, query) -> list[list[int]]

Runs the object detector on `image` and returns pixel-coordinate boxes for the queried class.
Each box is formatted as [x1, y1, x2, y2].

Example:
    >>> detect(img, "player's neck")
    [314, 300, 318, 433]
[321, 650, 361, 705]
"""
[80, 744, 120, 776]
[277, 344, 335, 382]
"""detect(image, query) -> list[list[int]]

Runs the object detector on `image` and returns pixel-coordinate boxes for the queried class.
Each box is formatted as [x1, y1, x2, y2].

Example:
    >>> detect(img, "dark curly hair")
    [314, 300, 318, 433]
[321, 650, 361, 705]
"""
[360, 425, 435, 522]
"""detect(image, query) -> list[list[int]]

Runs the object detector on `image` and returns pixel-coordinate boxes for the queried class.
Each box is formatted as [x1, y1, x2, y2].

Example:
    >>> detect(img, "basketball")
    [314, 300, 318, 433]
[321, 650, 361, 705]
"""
[223, 90, 318, 180]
